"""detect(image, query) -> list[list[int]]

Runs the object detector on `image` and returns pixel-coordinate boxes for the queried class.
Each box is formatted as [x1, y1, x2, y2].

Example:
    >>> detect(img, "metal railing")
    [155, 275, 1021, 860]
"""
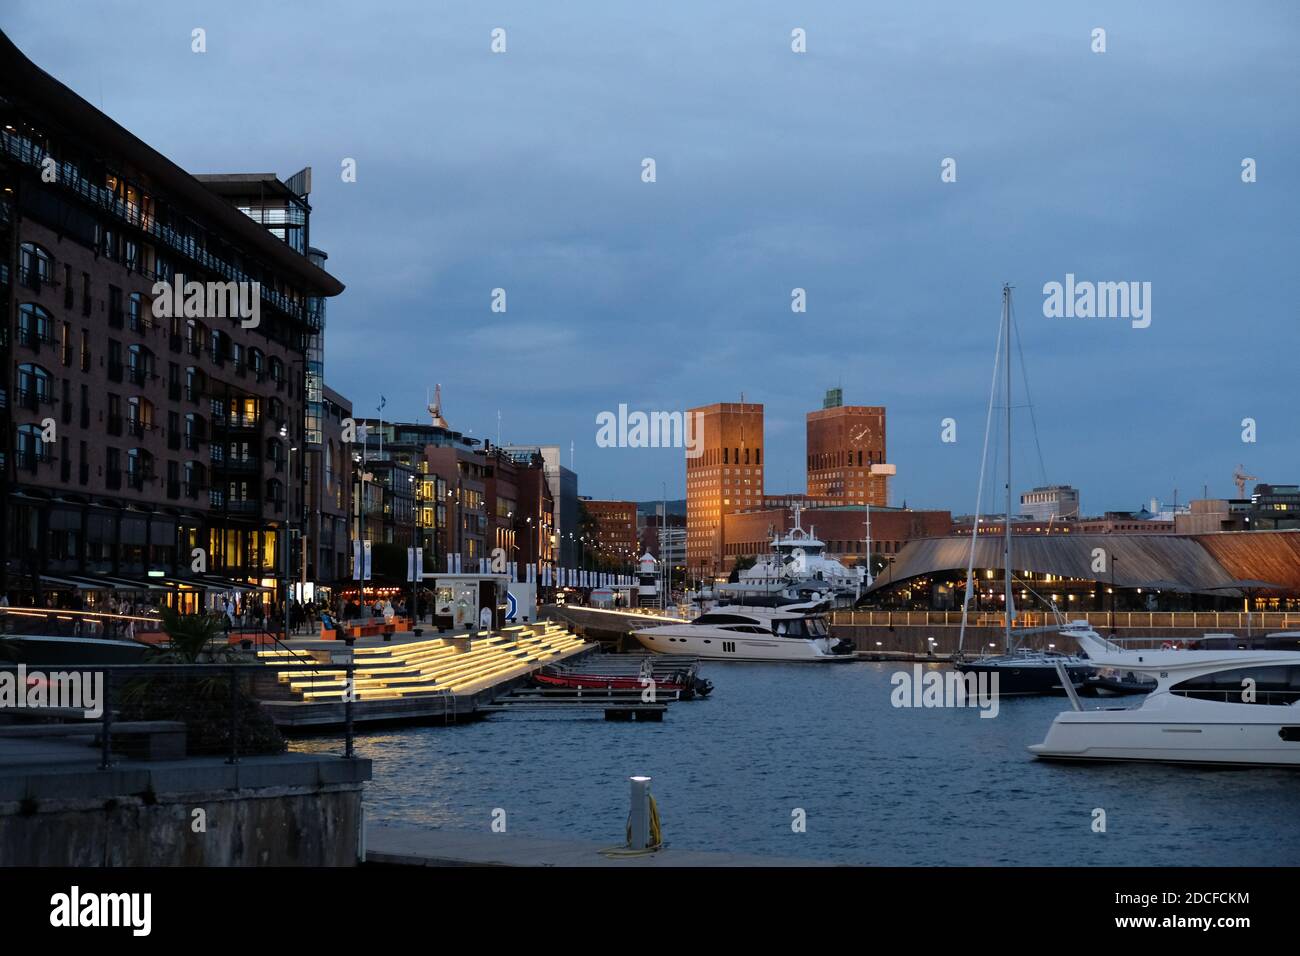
[831, 609, 1300, 630]
[0, 661, 356, 767]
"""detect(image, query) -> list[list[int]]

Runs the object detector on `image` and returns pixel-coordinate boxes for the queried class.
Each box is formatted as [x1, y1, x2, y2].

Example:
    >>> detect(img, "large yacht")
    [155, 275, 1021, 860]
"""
[631, 603, 855, 662]
[729, 505, 863, 608]
[1029, 621, 1300, 766]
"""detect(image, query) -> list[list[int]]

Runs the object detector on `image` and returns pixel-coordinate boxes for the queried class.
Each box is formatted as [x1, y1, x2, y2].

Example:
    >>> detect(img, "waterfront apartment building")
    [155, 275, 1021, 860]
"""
[505, 447, 556, 579]
[806, 393, 889, 506]
[685, 401, 764, 577]
[355, 418, 477, 573]
[582, 498, 638, 568]
[304, 384, 352, 589]
[1020, 484, 1080, 522]
[501, 443, 578, 568]
[0, 30, 344, 600]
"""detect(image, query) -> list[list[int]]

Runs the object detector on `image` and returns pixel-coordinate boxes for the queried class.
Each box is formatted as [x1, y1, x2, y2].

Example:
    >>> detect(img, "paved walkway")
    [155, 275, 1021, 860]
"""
[365, 824, 825, 867]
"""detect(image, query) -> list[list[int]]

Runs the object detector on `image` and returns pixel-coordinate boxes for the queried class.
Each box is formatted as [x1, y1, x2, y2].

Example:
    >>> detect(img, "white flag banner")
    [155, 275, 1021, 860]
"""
[362, 541, 372, 581]
[407, 547, 416, 582]
[353, 539, 362, 580]
[415, 547, 424, 579]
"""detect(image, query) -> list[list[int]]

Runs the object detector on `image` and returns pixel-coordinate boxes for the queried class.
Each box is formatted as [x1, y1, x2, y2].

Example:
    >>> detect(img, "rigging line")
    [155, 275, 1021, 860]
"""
[1010, 295, 1049, 486]
[959, 300, 1005, 657]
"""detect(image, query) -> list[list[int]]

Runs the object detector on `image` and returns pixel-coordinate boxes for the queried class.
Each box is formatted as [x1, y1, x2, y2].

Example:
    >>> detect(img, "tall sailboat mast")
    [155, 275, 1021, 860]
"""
[1003, 283, 1015, 651]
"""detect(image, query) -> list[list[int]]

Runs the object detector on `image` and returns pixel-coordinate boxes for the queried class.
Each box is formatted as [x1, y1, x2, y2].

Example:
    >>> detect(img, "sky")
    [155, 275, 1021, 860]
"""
[7, 1, 1297, 512]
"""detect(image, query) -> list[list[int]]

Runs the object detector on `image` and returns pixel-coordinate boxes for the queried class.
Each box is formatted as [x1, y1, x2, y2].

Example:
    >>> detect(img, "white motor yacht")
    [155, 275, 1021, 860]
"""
[1029, 621, 1300, 767]
[631, 603, 855, 662]
[732, 505, 863, 608]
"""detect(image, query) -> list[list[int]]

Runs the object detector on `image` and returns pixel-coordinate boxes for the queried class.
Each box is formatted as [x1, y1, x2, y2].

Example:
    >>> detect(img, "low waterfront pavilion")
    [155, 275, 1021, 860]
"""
[860, 533, 1296, 613]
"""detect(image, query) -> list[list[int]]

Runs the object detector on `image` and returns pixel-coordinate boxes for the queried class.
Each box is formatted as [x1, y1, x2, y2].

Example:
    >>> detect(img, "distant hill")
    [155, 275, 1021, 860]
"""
[637, 499, 686, 517]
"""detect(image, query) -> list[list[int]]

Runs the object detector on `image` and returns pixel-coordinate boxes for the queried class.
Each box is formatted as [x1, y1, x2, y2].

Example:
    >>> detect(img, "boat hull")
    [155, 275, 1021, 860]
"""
[1030, 696, 1300, 766]
[954, 659, 1092, 696]
[632, 627, 852, 662]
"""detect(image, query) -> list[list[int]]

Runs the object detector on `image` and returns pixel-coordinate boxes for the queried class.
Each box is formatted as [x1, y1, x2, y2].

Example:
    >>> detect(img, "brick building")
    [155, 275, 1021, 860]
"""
[0, 30, 344, 602]
[805, 391, 889, 506]
[723, 505, 952, 569]
[583, 498, 638, 568]
[685, 401, 764, 576]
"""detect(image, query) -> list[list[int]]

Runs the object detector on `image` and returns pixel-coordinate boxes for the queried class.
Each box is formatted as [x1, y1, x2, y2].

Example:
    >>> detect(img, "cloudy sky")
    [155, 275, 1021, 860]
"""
[7, 1, 1297, 512]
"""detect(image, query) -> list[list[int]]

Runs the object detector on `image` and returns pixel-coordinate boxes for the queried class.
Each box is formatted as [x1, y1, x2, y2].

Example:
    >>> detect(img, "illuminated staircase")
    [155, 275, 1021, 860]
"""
[257, 623, 588, 703]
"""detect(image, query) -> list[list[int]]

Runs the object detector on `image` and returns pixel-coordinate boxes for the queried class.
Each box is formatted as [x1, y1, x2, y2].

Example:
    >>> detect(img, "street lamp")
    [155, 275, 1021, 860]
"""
[279, 423, 298, 641]
[408, 473, 420, 625]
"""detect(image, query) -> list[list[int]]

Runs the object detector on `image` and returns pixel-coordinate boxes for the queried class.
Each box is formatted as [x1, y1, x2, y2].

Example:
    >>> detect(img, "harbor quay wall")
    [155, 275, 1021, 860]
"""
[830, 623, 1257, 655]
[0, 754, 370, 866]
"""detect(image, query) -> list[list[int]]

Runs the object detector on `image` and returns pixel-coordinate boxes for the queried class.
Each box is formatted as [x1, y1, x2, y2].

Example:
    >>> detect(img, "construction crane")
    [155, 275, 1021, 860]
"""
[1233, 464, 1257, 498]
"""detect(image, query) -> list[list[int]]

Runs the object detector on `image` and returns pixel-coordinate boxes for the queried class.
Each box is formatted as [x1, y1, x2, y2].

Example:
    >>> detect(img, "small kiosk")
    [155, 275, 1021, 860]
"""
[428, 573, 509, 633]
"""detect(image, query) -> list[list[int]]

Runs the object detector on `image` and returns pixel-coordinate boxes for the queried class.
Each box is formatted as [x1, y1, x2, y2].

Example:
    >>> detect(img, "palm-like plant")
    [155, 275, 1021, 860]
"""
[155, 606, 227, 663]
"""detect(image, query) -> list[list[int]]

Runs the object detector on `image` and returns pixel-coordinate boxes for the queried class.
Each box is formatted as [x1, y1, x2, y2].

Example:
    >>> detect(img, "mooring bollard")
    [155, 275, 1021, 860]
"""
[629, 775, 652, 850]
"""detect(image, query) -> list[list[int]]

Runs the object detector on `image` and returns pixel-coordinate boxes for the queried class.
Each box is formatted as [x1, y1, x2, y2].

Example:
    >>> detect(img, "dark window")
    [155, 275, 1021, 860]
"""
[1171, 666, 1300, 706]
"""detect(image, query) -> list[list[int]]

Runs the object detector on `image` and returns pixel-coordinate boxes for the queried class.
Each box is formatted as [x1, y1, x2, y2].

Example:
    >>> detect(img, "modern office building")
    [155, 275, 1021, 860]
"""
[806, 389, 888, 506]
[685, 401, 764, 577]
[1248, 484, 1300, 530]
[0, 30, 344, 602]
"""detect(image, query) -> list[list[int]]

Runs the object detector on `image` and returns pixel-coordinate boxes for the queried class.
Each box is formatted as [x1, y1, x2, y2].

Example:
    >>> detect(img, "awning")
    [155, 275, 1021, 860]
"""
[191, 575, 272, 592]
[92, 574, 170, 591]
[37, 574, 104, 589]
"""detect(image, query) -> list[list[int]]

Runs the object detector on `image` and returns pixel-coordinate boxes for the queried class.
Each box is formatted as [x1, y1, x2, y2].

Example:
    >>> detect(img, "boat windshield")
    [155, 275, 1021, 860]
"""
[771, 616, 829, 638]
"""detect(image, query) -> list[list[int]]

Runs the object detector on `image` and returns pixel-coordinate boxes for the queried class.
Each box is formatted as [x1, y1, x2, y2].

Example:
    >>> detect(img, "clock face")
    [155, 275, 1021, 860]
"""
[851, 425, 872, 443]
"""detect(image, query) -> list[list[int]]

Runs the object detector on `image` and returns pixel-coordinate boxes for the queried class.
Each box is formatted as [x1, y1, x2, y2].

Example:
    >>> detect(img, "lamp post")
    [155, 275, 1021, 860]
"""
[408, 473, 419, 625]
[1110, 555, 1119, 636]
[280, 423, 298, 641]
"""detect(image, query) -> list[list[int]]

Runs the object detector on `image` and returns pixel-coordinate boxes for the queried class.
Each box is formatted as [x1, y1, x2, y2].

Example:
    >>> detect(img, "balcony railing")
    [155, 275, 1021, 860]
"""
[13, 386, 49, 411]
[17, 266, 53, 293]
[15, 450, 46, 474]
[16, 326, 57, 351]
[1, 128, 320, 331]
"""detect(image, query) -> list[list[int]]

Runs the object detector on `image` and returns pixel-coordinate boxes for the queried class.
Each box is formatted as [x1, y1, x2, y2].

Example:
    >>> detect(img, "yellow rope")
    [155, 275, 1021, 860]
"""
[598, 794, 664, 858]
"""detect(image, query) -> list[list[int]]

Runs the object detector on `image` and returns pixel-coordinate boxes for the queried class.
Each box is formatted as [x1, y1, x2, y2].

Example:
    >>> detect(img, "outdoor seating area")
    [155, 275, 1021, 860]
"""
[257, 622, 587, 702]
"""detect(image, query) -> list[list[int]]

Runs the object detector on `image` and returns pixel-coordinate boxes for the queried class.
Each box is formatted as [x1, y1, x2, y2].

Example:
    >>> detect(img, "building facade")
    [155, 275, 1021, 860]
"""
[501, 443, 578, 567]
[0, 31, 343, 602]
[582, 498, 638, 570]
[805, 394, 888, 506]
[685, 401, 764, 577]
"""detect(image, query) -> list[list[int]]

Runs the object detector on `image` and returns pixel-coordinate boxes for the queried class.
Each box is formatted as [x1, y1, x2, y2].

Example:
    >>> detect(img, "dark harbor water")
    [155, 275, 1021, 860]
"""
[293, 661, 1300, 865]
